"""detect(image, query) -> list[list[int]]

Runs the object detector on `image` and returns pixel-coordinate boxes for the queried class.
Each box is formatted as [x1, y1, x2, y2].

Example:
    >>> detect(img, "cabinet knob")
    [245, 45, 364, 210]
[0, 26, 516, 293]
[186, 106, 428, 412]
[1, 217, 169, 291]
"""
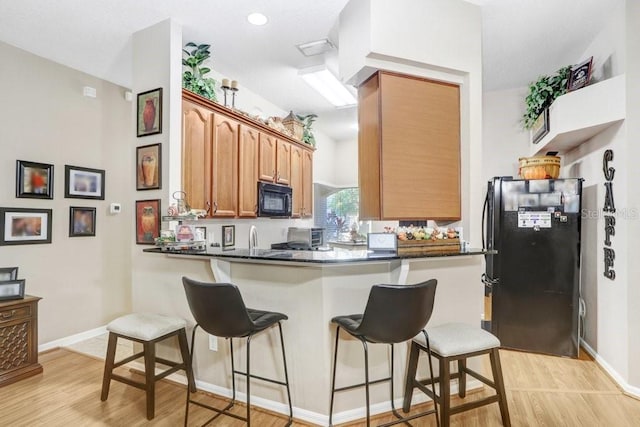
[277, 172, 281, 181]
[1, 310, 15, 319]
[213, 202, 218, 213]
[206, 201, 212, 215]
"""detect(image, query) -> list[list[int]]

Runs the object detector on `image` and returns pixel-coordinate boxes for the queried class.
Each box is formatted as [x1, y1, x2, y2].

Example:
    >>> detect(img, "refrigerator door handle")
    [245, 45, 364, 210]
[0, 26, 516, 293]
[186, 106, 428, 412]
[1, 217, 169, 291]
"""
[481, 273, 499, 289]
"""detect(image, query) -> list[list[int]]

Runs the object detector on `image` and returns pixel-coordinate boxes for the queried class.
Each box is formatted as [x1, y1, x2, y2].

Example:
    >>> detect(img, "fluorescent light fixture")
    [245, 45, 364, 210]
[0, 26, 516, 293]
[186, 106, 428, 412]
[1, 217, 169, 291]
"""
[299, 66, 357, 107]
[247, 12, 268, 26]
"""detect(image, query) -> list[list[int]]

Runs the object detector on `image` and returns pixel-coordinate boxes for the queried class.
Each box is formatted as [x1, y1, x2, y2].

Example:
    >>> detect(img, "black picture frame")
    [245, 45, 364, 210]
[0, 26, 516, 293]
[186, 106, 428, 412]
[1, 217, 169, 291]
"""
[16, 160, 54, 199]
[222, 225, 235, 250]
[531, 108, 550, 145]
[136, 199, 161, 245]
[69, 206, 96, 237]
[137, 88, 163, 137]
[0, 279, 25, 301]
[136, 143, 162, 190]
[65, 165, 105, 200]
[0, 267, 18, 281]
[195, 226, 207, 241]
[0, 207, 53, 245]
[567, 56, 593, 92]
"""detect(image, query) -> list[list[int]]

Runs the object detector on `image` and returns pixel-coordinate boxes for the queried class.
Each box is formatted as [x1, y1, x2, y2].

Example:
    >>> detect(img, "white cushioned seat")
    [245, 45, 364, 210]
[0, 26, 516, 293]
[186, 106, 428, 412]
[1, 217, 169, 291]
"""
[414, 323, 500, 357]
[107, 313, 187, 341]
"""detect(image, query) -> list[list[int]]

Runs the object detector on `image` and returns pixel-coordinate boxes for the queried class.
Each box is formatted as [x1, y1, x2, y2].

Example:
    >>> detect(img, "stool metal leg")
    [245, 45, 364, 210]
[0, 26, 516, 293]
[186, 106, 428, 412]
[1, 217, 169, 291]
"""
[328, 326, 341, 427]
[246, 334, 252, 427]
[277, 322, 293, 425]
[101, 332, 118, 401]
[490, 348, 511, 427]
[360, 338, 371, 427]
[144, 340, 156, 420]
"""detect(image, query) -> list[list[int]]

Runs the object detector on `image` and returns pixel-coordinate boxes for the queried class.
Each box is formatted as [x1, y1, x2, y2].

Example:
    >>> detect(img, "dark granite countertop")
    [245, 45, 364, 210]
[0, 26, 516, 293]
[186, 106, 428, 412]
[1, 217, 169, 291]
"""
[143, 246, 493, 264]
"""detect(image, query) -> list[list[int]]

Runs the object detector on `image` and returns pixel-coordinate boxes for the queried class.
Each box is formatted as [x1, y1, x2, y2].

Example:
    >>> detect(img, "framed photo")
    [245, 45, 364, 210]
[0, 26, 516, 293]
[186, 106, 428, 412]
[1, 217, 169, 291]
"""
[69, 207, 96, 237]
[136, 143, 162, 190]
[222, 225, 235, 250]
[65, 165, 105, 200]
[0, 279, 25, 301]
[0, 267, 19, 281]
[567, 56, 593, 92]
[176, 224, 195, 242]
[137, 88, 163, 137]
[531, 108, 550, 145]
[16, 160, 54, 199]
[0, 208, 52, 245]
[195, 226, 207, 241]
[136, 199, 161, 245]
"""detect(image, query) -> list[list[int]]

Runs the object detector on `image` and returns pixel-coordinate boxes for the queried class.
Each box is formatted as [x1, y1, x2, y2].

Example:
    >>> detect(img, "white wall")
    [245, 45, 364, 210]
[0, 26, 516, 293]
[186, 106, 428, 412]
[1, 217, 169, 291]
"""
[0, 41, 133, 343]
[333, 139, 358, 188]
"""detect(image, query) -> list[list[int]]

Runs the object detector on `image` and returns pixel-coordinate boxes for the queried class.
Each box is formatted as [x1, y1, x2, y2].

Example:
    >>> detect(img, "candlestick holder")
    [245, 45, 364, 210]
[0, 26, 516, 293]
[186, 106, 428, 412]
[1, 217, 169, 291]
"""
[230, 87, 238, 109]
[221, 84, 231, 107]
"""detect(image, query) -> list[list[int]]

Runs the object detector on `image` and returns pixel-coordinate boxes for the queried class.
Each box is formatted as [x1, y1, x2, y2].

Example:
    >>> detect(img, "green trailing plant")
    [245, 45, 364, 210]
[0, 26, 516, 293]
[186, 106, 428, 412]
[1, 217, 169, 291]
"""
[522, 65, 572, 130]
[296, 113, 318, 146]
[182, 42, 217, 101]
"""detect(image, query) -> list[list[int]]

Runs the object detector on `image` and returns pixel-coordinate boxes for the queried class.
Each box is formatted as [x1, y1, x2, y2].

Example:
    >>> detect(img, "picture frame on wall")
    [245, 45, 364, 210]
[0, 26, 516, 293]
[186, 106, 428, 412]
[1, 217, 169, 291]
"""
[137, 88, 163, 137]
[135, 199, 161, 245]
[0, 207, 52, 246]
[136, 143, 161, 190]
[16, 160, 54, 199]
[69, 206, 96, 237]
[222, 225, 235, 250]
[0, 267, 19, 281]
[65, 165, 105, 200]
[530, 108, 550, 145]
[567, 56, 593, 92]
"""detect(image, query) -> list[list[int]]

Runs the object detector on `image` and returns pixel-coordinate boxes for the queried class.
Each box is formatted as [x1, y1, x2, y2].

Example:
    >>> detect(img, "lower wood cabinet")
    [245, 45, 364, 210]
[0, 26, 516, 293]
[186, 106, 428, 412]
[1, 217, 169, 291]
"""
[0, 295, 43, 387]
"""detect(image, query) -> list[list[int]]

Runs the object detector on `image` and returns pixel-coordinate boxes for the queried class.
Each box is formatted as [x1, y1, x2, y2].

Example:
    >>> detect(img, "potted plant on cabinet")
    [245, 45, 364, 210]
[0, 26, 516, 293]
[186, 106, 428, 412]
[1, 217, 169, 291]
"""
[296, 113, 318, 147]
[182, 42, 218, 101]
[522, 65, 571, 130]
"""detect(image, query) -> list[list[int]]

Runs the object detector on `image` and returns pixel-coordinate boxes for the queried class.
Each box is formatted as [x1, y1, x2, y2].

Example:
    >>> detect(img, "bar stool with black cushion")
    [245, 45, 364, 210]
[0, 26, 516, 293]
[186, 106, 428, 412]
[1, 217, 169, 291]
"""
[329, 279, 439, 427]
[402, 323, 511, 427]
[100, 312, 196, 420]
[182, 276, 293, 427]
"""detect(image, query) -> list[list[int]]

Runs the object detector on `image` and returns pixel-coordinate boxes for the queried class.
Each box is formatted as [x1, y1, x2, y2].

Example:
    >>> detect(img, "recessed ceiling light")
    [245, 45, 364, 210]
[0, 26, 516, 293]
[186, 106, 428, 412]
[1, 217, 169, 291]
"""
[247, 12, 268, 26]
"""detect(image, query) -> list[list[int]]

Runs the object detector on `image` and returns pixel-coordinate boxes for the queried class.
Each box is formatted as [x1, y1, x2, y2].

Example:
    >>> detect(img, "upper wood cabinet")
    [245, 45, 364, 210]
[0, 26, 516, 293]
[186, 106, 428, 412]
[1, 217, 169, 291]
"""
[290, 145, 314, 218]
[182, 90, 314, 219]
[210, 114, 239, 217]
[239, 125, 259, 217]
[358, 71, 461, 221]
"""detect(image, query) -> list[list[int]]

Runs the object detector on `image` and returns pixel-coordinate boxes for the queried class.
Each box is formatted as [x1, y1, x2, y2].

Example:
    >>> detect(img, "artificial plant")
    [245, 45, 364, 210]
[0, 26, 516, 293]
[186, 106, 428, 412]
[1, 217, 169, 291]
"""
[182, 42, 217, 101]
[522, 65, 572, 130]
[296, 113, 318, 146]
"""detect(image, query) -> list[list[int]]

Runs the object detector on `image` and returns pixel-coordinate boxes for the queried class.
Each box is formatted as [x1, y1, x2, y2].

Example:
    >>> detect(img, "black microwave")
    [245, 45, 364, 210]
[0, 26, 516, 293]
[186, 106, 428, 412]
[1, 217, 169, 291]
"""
[258, 182, 292, 217]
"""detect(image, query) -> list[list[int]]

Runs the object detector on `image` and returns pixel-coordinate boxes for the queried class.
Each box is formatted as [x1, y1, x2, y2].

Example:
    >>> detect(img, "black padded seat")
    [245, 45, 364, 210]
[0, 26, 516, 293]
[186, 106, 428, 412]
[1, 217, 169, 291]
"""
[182, 277, 292, 427]
[329, 280, 439, 427]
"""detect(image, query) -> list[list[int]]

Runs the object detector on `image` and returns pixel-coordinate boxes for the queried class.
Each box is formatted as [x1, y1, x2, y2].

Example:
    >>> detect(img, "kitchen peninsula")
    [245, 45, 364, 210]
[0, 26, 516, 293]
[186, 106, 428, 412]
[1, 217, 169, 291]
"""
[142, 247, 488, 424]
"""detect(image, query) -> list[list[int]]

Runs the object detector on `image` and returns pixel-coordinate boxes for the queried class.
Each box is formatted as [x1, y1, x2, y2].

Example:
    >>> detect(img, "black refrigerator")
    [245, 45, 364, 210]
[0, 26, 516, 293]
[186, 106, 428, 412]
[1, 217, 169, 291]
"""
[483, 177, 582, 358]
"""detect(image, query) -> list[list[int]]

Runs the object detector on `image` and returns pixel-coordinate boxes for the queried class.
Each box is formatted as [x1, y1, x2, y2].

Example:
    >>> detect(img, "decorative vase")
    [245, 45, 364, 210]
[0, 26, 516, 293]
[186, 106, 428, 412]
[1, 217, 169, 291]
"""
[141, 154, 157, 187]
[141, 206, 156, 241]
[143, 98, 156, 131]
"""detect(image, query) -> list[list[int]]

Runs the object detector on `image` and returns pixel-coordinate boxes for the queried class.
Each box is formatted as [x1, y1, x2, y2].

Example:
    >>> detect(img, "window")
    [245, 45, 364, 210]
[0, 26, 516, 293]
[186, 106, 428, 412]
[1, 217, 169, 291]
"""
[314, 184, 366, 242]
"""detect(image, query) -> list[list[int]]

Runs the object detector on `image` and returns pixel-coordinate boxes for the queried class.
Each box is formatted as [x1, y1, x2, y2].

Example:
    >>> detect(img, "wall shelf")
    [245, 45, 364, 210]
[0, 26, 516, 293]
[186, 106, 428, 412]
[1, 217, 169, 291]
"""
[530, 74, 625, 156]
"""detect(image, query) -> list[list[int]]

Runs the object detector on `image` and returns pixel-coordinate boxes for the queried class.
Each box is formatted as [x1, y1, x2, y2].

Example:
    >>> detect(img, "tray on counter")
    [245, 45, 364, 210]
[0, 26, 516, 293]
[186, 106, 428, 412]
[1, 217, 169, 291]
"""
[397, 238, 460, 255]
[155, 240, 206, 252]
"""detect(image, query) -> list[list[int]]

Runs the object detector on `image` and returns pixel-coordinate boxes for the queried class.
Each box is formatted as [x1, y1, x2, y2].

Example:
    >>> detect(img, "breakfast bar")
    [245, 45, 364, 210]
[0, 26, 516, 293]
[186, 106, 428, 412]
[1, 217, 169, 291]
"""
[142, 247, 488, 424]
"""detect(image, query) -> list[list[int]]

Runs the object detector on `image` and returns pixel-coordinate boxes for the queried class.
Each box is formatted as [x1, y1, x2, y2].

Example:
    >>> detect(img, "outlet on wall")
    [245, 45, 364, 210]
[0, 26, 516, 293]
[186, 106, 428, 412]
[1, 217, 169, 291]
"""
[208, 334, 218, 351]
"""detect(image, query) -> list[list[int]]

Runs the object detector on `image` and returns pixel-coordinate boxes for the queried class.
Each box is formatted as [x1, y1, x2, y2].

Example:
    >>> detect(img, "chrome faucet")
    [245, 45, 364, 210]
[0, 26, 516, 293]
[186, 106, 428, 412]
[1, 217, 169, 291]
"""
[249, 225, 258, 252]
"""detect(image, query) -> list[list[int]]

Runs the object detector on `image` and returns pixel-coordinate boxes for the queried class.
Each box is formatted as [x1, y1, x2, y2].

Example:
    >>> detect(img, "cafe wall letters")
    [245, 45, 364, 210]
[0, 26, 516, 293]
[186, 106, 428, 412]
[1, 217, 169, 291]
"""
[602, 149, 615, 280]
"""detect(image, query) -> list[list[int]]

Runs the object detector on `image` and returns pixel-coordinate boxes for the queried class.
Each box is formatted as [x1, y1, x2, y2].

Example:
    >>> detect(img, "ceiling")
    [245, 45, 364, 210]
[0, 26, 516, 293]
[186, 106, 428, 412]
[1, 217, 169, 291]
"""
[0, 0, 622, 143]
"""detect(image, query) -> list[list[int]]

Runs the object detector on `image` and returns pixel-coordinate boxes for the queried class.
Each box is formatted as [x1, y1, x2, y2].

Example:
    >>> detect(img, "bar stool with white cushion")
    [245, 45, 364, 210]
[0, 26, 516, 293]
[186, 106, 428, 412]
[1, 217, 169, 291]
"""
[100, 313, 195, 420]
[402, 323, 511, 427]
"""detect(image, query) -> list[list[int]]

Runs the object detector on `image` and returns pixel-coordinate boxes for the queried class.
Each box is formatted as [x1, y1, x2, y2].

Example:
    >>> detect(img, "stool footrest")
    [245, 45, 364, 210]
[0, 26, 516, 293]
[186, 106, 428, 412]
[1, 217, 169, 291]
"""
[232, 369, 289, 387]
[462, 367, 496, 389]
[111, 373, 146, 391]
[334, 376, 391, 393]
[113, 351, 145, 368]
[450, 395, 499, 415]
[189, 399, 245, 424]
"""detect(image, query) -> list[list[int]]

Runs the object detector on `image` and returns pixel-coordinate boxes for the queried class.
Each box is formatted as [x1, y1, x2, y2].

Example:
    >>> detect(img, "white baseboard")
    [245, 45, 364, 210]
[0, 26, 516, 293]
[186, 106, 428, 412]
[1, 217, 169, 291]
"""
[39, 325, 107, 352]
[581, 340, 640, 399]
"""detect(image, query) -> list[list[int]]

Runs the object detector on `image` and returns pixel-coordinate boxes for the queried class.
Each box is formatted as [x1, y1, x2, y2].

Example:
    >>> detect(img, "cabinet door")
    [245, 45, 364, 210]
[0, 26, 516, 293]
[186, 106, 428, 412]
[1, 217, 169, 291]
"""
[358, 73, 382, 220]
[238, 125, 259, 217]
[258, 133, 277, 182]
[379, 72, 460, 220]
[302, 149, 313, 217]
[211, 114, 239, 217]
[182, 100, 212, 212]
[276, 140, 291, 185]
[290, 145, 303, 218]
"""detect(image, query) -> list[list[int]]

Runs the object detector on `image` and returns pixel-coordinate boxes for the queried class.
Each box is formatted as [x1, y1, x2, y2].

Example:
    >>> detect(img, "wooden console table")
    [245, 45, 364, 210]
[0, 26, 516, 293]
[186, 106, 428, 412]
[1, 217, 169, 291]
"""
[0, 295, 43, 387]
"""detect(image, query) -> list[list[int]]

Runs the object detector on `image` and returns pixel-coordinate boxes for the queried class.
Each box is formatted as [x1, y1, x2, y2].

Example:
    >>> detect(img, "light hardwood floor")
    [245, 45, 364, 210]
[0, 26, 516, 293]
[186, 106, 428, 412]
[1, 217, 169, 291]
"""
[0, 347, 639, 426]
